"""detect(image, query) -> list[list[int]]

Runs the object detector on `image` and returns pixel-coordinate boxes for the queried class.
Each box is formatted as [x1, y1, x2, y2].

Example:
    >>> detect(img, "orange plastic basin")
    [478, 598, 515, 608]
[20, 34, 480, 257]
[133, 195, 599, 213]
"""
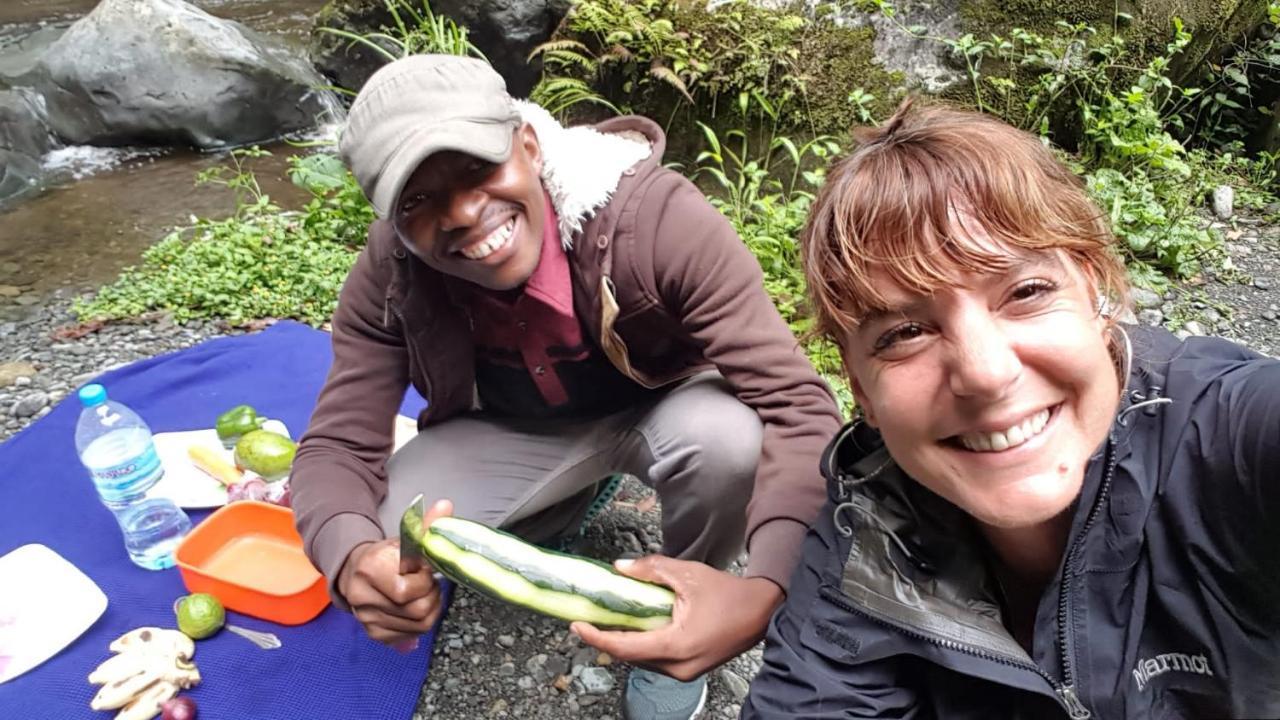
[175, 500, 329, 626]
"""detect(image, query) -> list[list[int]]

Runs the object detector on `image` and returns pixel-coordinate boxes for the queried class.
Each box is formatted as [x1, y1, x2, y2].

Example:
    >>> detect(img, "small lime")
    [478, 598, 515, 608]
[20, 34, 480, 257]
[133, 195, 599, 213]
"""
[176, 593, 225, 640]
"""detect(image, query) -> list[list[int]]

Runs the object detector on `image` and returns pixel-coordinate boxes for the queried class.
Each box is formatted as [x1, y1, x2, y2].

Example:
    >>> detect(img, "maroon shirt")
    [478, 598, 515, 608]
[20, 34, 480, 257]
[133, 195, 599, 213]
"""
[462, 193, 653, 418]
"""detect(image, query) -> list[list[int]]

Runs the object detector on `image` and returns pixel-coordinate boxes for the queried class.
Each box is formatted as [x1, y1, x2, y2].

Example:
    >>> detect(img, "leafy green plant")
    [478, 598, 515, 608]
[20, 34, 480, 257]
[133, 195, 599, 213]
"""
[74, 149, 370, 326]
[320, 0, 483, 64]
[691, 92, 850, 409]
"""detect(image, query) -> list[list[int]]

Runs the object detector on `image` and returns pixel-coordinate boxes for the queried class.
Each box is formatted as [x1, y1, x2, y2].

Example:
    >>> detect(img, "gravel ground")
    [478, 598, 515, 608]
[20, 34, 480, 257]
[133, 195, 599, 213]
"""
[1, 207, 1275, 720]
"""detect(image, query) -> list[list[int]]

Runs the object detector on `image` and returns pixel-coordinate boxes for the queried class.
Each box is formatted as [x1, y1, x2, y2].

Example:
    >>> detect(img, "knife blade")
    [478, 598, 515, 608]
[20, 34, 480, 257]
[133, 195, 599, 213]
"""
[399, 492, 429, 575]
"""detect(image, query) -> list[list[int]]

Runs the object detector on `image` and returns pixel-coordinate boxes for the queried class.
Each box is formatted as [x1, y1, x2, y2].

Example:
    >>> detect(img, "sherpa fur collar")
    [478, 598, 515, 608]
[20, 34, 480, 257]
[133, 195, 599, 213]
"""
[515, 100, 653, 251]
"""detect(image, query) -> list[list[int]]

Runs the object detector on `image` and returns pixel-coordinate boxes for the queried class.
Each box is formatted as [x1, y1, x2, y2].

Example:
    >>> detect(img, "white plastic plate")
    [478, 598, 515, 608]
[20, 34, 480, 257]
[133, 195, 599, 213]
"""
[0, 544, 108, 684]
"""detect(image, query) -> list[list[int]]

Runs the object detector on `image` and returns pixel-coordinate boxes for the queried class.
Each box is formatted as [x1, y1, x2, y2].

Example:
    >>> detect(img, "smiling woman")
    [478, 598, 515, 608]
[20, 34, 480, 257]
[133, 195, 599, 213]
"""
[742, 100, 1280, 719]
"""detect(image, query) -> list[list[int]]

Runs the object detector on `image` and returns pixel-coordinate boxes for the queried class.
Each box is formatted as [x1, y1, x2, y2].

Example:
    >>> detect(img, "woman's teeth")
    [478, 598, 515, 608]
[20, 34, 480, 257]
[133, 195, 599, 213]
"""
[460, 218, 516, 260]
[958, 408, 1051, 452]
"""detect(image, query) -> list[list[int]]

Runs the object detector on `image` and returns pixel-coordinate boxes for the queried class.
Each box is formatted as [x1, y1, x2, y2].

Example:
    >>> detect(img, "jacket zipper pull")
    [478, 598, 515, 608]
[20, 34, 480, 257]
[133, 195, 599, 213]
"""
[835, 472, 853, 501]
[1056, 684, 1091, 719]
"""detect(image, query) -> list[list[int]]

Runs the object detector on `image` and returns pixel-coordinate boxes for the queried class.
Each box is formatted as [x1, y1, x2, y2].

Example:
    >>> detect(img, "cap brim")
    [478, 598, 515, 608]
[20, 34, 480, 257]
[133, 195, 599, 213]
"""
[372, 120, 516, 219]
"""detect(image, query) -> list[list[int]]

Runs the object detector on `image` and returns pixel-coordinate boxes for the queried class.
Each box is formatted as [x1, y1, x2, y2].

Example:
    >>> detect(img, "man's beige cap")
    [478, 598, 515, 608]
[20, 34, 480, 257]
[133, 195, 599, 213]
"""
[339, 54, 521, 218]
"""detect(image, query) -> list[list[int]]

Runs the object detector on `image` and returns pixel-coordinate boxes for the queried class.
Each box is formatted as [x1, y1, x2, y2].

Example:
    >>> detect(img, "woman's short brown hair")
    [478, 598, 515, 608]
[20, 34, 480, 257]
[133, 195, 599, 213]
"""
[802, 98, 1130, 339]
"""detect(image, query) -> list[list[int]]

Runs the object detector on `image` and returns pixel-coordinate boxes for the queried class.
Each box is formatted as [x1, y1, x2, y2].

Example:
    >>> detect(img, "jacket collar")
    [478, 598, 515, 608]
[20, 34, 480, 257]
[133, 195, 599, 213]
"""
[515, 101, 657, 251]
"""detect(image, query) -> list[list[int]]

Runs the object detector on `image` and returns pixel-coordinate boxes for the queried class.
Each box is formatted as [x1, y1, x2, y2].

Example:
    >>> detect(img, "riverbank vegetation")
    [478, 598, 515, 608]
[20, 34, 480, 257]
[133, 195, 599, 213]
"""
[75, 0, 1280, 409]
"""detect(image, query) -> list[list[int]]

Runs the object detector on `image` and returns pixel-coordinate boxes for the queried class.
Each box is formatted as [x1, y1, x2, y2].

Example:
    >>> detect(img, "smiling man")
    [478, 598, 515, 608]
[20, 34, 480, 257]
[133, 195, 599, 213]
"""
[290, 55, 841, 719]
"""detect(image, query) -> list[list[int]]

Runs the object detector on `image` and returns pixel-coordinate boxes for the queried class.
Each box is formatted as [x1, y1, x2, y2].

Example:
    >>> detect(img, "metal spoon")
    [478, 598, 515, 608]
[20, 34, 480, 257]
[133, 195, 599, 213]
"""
[172, 598, 282, 650]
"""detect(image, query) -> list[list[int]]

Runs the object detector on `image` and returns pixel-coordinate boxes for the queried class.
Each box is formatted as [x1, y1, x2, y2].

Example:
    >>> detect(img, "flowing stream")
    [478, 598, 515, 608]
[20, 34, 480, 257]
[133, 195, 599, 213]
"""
[0, 0, 335, 321]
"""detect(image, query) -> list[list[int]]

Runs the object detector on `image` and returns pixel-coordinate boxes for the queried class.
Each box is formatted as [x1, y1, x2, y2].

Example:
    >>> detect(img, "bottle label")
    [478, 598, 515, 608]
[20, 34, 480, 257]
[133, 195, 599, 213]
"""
[91, 445, 164, 502]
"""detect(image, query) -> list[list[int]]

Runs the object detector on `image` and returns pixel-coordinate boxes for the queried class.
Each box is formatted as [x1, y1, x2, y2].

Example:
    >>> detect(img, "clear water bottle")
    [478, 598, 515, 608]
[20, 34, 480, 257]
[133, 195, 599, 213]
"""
[75, 384, 191, 570]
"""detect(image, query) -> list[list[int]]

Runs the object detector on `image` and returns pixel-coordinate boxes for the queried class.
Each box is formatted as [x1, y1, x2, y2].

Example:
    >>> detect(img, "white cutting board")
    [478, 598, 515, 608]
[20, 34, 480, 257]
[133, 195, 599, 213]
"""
[0, 544, 108, 684]
[151, 420, 293, 509]
[151, 416, 420, 509]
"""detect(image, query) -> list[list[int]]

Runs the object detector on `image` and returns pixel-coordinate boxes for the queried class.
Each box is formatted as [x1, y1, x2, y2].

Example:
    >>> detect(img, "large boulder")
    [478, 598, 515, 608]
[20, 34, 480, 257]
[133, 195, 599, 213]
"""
[28, 0, 333, 150]
[311, 0, 568, 97]
[0, 87, 53, 206]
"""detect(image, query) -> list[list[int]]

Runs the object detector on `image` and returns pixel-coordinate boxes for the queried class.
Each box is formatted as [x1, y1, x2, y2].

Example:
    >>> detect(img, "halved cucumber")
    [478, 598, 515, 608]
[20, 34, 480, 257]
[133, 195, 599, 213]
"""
[406, 515, 674, 631]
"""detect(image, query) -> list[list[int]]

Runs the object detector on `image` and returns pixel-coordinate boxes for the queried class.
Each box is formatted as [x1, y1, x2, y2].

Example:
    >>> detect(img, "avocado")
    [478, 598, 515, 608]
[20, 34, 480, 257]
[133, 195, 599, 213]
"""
[233, 429, 297, 482]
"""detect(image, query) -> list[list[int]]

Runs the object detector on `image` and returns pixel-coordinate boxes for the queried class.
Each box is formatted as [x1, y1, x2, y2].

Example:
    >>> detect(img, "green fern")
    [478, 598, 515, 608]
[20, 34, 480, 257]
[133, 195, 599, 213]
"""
[530, 77, 620, 115]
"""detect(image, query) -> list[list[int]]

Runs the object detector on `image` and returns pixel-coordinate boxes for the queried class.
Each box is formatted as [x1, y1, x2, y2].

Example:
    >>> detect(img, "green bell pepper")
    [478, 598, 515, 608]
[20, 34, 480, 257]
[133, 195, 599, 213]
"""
[216, 404, 266, 448]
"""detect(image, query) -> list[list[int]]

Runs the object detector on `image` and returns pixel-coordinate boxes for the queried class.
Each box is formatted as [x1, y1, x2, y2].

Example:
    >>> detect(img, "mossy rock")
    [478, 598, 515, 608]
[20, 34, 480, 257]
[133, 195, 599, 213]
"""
[953, 0, 1268, 144]
[961, 0, 1268, 83]
[538, 0, 903, 157]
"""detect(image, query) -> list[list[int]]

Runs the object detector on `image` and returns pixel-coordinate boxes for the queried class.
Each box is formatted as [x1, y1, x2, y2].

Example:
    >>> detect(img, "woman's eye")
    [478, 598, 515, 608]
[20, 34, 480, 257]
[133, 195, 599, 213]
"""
[874, 322, 926, 352]
[1009, 279, 1057, 302]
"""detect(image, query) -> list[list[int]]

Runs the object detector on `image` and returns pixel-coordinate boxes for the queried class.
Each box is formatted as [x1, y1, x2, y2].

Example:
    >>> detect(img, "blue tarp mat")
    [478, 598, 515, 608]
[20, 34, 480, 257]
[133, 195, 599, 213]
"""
[0, 321, 443, 719]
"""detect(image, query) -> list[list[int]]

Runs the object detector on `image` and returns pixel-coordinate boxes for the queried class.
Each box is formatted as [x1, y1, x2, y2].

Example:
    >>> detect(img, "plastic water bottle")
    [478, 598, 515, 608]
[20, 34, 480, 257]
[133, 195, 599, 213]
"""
[75, 384, 191, 570]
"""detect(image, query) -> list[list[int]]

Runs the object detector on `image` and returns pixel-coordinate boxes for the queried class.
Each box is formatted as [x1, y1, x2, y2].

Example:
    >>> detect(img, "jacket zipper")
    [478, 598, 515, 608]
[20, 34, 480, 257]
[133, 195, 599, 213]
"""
[1049, 433, 1118, 720]
[831, 455, 1113, 720]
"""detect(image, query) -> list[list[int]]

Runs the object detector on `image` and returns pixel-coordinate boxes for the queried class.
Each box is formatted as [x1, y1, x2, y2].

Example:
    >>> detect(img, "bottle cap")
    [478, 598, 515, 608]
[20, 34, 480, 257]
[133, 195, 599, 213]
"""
[78, 384, 107, 408]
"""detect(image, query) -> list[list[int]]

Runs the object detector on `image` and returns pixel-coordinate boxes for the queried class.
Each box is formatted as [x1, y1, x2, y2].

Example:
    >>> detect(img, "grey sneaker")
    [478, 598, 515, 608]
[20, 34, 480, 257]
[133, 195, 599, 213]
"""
[622, 668, 708, 720]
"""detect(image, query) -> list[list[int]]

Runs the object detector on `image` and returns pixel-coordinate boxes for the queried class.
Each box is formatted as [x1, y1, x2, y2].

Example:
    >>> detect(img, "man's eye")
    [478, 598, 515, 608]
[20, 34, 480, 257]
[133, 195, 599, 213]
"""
[466, 159, 492, 175]
[873, 322, 925, 352]
[399, 192, 430, 215]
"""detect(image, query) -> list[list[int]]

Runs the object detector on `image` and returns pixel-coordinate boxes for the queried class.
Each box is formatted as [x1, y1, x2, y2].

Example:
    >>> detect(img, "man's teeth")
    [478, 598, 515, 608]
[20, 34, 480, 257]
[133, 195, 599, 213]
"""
[958, 408, 1051, 452]
[460, 218, 516, 260]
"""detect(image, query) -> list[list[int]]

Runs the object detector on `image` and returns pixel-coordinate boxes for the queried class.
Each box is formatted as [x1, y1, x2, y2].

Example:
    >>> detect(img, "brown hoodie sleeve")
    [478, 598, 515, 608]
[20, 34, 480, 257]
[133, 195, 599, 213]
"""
[291, 230, 410, 608]
[637, 172, 843, 591]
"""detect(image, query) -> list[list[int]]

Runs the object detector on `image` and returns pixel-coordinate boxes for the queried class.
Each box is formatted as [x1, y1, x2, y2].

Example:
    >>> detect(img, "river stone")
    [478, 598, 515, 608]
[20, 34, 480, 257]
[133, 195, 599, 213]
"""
[0, 88, 52, 206]
[577, 666, 615, 695]
[1212, 185, 1235, 220]
[30, 0, 333, 150]
[716, 668, 751, 703]
[0, 362, 38, 388]
[12, 391, 48, 418]
[1129, 287, 1163, 310]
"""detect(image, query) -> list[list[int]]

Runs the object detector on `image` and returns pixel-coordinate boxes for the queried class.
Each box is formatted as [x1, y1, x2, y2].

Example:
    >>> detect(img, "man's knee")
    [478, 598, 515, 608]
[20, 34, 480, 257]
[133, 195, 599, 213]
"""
[697, 412, 761, 490]
[657, 395, 762, 501]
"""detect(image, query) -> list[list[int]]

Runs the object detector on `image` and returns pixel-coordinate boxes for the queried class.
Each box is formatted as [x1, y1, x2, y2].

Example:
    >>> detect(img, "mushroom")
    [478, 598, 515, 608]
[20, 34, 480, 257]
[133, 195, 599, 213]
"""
[114, 679, 180, 720]
[89, 627, 201, 717]
[91, 668, 163, 711]
[108, 628, 194, 660]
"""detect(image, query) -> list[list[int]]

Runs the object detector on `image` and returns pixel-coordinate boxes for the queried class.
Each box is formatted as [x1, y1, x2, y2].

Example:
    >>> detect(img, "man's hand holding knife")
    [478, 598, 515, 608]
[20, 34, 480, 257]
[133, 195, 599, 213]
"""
[336, 496, 453, 651]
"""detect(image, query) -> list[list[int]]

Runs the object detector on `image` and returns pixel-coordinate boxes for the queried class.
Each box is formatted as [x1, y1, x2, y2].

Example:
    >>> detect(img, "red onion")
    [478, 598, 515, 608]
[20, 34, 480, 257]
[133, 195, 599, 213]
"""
[161, 696, 197, 720]
[227, 478, 269, 503]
